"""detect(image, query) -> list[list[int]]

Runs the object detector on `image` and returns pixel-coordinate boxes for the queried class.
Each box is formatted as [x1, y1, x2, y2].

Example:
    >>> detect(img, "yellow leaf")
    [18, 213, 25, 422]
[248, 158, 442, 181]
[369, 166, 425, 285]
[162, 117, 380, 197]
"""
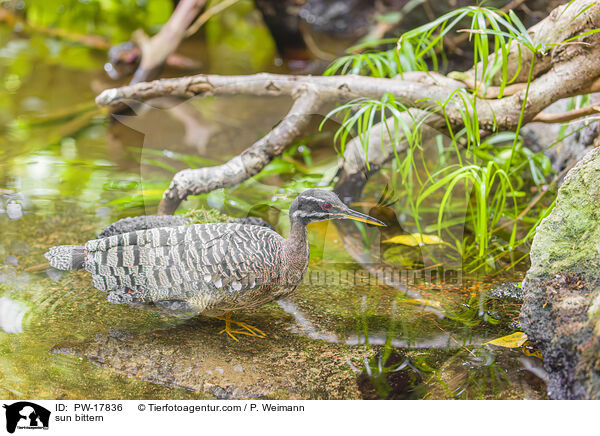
[417, 234, 446, 244]
[522, 340, 543, 359]
[135, 189, 165, 196]
[485, 332, 528, 348]
[383, 233, 446, 246]
[397, 298, 444, 311]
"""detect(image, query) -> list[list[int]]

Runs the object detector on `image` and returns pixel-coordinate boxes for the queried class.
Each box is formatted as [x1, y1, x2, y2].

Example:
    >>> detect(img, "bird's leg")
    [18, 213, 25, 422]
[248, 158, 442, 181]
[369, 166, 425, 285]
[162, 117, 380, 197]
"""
[236, 321, 266, 338]
[214, 312, 266, 341]
[215, 312, 239, 341]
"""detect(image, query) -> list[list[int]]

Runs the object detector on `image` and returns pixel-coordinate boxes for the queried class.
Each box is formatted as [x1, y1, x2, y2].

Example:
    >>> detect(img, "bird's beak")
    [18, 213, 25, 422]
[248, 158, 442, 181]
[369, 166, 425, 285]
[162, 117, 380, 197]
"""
[341, 208, 386, 226]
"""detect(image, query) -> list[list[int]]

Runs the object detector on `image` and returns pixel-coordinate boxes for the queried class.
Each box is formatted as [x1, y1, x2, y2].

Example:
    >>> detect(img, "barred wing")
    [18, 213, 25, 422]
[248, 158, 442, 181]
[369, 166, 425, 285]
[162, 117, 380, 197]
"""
[83, 223, 283, 305]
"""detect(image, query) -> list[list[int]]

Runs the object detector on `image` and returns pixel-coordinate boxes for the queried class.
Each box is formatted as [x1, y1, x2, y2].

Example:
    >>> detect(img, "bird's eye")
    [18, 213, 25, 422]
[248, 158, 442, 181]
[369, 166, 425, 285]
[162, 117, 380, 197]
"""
[323, 202, 332, 210]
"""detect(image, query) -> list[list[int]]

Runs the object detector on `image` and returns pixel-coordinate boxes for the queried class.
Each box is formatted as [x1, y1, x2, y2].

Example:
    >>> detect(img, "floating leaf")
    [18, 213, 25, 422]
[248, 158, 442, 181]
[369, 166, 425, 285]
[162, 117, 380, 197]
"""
[485, 332, 527, 348]
[521, 340, 543, 359]
[383, 233, 446, 246]
[397, 298, 444, 311]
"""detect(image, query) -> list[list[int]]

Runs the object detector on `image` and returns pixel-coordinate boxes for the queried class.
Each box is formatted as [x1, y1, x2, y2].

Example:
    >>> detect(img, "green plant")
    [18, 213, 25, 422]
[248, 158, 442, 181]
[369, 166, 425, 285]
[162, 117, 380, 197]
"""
[319, 93, 426, 165]
[322, 5, 564, 269]
[324, 39, 426, 77]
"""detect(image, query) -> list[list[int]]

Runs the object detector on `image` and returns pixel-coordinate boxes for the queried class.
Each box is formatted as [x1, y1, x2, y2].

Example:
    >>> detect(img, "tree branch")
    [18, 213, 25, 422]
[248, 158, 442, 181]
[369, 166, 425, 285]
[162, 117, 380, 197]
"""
[157, 85, 322, 215]
[94, 0, 600, 213]
[533, 105, 600, 123]
[97, 32, 600, 131]
[131, 0, 206, 85]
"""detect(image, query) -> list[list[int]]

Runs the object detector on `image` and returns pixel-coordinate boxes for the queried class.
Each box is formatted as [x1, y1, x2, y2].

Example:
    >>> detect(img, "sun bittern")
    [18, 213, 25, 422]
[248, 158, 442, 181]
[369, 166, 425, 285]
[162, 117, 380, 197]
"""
[45, 189, 384, 340]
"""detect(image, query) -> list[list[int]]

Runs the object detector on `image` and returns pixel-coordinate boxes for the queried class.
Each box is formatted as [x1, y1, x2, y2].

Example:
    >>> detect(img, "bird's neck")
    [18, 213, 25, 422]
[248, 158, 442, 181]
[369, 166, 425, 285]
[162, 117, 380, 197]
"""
[283, 218, 310, 266]
[285, 218, 309, 252]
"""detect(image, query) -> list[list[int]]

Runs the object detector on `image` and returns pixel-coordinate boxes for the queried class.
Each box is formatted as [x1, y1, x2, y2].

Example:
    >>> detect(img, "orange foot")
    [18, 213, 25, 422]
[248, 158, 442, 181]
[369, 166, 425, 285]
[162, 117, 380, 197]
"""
[214, 312, 266, 341]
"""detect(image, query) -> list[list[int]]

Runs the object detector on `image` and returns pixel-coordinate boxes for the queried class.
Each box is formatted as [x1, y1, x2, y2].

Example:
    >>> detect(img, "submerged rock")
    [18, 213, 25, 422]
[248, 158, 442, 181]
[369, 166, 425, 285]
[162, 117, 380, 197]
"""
[520, 147, 600, 399]
[6, 202, 23, 220]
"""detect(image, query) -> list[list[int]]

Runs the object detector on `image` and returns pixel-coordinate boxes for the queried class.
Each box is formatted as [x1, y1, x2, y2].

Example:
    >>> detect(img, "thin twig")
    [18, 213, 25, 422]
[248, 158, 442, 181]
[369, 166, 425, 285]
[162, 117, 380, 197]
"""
[532, 105, 600, 123]
[157, 85, 323, 214]
[184, 0, 242, 38]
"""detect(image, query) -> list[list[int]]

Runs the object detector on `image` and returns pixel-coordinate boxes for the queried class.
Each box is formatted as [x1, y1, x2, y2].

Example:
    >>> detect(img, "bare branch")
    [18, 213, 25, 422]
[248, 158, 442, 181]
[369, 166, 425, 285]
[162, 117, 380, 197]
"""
[131, 0, 206, 84]
[157, 85, 322, 215]
[96, 72, 466, 108]
[533, 105, 600, 123]
[97, 33, 600, 130]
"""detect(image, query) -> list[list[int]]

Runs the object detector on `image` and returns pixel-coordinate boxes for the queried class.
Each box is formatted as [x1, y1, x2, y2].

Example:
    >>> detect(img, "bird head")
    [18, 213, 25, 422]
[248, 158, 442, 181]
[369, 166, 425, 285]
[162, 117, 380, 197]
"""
[289, 189, 385, 226]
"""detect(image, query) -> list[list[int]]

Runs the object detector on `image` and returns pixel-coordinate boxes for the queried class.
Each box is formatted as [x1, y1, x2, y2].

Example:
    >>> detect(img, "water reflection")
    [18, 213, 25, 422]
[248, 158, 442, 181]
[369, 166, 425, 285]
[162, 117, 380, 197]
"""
[0, 297, 27, 333]
[1, 192, 24, 220]
[278, 299, 483, 348]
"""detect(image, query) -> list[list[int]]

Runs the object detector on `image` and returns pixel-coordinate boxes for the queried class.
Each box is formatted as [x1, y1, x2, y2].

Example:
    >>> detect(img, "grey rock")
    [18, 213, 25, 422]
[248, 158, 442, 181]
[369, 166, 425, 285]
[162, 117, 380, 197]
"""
[6, 203, 23, 220]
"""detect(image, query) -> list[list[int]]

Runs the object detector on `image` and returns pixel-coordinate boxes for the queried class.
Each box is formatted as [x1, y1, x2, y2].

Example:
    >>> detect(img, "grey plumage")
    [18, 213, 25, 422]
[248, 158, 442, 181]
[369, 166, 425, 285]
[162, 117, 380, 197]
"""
[98, 216, 191, 238]
[45, 245, 86, 270]
[97, 215, 274, 239]
[48, 223, 287, 316]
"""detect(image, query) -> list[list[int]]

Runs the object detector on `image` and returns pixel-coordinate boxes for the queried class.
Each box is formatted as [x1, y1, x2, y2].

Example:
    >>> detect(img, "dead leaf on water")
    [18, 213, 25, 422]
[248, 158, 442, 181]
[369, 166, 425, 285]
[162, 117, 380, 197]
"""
[521, 340, 543, 359]
[383, 233, 446, 246]
[397, 298, 444, 311]
[485, 332, 528, 348]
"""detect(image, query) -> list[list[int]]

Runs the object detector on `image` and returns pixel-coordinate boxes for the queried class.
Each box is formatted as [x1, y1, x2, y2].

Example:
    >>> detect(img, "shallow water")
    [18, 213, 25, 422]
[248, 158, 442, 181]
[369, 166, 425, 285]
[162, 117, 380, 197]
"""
[0, 15, 547, 399]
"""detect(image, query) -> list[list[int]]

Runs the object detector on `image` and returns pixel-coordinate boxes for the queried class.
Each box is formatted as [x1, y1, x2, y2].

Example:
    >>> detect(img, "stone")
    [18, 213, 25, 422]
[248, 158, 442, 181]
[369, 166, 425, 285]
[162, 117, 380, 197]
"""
[6, 203, 23, 220]
[520, 147, 600, 399]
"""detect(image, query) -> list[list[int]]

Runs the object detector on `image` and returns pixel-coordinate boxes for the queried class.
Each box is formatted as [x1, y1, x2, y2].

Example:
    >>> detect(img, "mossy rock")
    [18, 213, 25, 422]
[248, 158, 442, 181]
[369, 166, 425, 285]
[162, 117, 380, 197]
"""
[521, 147, 600, 399]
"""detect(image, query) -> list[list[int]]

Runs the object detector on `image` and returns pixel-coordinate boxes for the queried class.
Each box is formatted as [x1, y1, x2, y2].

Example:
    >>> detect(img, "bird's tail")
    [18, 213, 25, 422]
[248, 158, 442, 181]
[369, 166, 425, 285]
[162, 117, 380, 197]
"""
[44, 245, 85, 271]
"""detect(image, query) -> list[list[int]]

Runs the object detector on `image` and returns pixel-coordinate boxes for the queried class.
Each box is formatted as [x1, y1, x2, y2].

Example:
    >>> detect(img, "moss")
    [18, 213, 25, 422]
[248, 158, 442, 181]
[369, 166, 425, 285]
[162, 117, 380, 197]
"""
[528, 149, 600, 281]
[184, 208, 231, 225]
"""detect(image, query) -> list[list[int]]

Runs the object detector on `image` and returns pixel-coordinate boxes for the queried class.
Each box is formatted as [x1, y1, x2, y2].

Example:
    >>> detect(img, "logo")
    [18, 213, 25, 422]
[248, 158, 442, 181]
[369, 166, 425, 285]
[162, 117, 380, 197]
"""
[2, 402, 50, 434]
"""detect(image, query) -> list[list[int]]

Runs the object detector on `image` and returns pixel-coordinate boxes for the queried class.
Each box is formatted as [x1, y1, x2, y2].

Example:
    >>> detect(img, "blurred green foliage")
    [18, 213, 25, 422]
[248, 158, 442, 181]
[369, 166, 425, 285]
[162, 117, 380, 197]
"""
[20, 0, 172, 42]
[204, 0, 275, 73]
